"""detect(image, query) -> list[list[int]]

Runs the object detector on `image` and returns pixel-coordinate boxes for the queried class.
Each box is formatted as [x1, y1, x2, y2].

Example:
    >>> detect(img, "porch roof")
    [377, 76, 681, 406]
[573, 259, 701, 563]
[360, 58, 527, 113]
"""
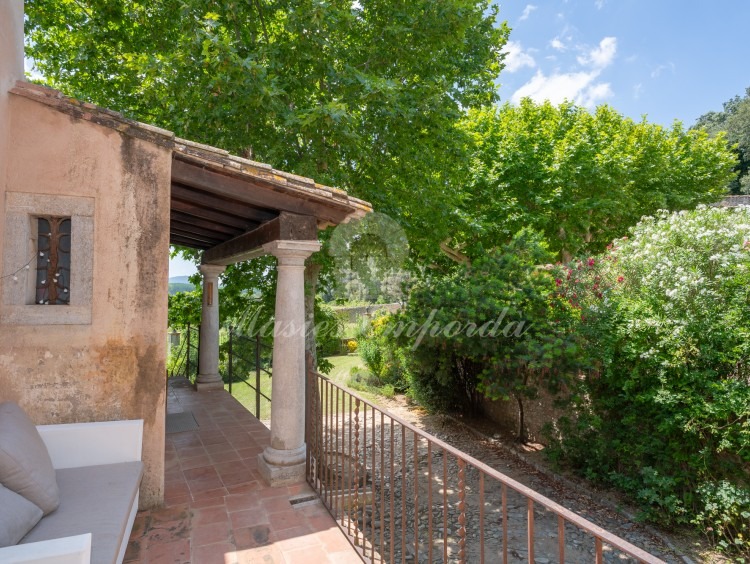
[10, 80, 372, 256]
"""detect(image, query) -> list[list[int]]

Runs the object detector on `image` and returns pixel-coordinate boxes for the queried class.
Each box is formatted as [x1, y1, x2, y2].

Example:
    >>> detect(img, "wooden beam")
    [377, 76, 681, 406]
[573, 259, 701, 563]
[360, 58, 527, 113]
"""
[170, 236, 210, 250]
[170, 197, 262, 230]
[170, 213, 245, 237]
[170, 227, 224, 247]
[172, 159, 351, 224]
[170, 218, 240, 240]
[202, 212, 318, 266]
[171, 183, 278, 223]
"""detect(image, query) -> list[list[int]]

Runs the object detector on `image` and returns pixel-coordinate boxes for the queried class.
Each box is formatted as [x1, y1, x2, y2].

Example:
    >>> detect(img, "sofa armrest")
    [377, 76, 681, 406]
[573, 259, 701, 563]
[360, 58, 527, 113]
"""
[0, 533, 91, 564]
[36, 420, 143, 469]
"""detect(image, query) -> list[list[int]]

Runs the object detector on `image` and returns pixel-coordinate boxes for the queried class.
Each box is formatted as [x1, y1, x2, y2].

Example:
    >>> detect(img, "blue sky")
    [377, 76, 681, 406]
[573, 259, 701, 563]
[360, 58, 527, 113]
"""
[496, 0, 750, 126]
[172, 1, 750, 277]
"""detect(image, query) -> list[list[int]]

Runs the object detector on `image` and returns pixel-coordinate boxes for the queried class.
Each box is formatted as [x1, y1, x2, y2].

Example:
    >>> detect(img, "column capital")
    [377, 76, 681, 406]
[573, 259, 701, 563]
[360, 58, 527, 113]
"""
[263, 240, 321, 263]
[199, 264, 226, 278]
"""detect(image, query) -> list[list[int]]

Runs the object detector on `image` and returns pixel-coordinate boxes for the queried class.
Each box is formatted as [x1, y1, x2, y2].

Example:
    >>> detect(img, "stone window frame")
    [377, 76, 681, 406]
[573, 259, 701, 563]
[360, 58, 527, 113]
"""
[2, 192, 94, 325]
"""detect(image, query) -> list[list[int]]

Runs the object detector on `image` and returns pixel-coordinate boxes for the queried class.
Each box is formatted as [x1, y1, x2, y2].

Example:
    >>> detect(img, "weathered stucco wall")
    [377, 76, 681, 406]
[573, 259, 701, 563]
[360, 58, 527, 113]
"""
[0, 94, 171, 509]
[0, 0, 25, 274]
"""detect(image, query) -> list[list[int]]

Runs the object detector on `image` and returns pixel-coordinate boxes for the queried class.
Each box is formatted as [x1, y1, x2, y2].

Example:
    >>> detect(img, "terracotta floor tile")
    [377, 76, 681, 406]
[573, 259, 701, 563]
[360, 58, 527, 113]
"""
[230, 508, 270, 529]
[192, 505, 229, 526]
[124, 538, 144, 562]
[183, 466, 219, 481]
[225, 481, 262, 496]
[209, 450, 241, 463]
[190, 486, 228, 504]
[220, 471, 258, 488]
[233, 524, 272, 550]
[268, 510, 306, 532]
[261, 496, 293, 514]
[224, 492, 261, 513]
[187, 476, 224, 493]
[281, 545, 330, 564]
[234, 544, 285, 564]
[176, 446, 207, 459]
[191, 520, 232, 547]
[133, 379, 360, 563]
[271, 526, 319, 553]
[149, 504, 192, 528]
[191, 541, 238, 564]
[163, 493, 192, 508]
[213, 460, 247, 476]
[179, 454, 211, 470]
[146, 538, 191, 564]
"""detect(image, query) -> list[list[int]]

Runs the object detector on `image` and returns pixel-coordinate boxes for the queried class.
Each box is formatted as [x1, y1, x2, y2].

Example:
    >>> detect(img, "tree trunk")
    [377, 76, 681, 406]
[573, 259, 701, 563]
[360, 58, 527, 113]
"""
[515, 392, 527, 444]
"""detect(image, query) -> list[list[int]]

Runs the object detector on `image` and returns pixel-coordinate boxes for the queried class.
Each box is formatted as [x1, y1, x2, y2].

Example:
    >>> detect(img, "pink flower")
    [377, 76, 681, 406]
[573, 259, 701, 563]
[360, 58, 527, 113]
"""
[555, 278, 562, 286]
[617, 276, 624, 283]
[588, 258, 596, 267]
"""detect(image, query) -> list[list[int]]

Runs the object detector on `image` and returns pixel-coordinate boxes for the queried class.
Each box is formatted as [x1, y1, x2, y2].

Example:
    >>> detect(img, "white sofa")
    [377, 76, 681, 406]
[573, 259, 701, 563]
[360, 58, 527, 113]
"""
[0, 419, 144, 564]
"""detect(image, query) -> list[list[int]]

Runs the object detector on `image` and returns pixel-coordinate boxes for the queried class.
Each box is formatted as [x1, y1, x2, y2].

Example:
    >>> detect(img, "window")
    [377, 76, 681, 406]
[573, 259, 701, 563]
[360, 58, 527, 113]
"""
[35, 216, 71, 305]
[2, 192, 93, 325]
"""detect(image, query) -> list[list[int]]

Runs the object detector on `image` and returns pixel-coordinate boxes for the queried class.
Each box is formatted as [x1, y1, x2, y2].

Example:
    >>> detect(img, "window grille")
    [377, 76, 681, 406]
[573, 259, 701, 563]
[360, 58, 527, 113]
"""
[35, 216, 71, 305]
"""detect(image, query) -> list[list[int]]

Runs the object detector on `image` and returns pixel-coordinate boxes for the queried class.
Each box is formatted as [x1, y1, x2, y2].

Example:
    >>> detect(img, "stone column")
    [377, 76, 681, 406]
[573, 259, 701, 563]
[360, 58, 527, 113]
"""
[195, 264, 226, 391]
[258, 240, 321, 486]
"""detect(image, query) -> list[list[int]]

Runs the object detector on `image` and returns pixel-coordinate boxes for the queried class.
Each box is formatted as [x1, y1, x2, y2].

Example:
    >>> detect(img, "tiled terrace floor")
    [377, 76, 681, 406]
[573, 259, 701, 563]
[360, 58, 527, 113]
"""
[125, 378, 362, 564]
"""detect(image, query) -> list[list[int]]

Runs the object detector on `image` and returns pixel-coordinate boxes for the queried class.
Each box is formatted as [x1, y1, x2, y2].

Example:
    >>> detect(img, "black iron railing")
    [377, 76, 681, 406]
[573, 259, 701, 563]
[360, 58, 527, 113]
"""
[168, 324, 200, 383]
[305, 357, 664, 564]
[224, 327, 273, 420]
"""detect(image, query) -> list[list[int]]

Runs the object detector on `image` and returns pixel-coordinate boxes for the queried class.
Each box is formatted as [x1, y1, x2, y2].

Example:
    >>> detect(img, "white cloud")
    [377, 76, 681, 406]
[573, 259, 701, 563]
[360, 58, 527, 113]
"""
[511, 70, 613, 108]
[550, 38, 567, 51]
[581, 82, 613, 106]
[520, 4, 537, 21]
[502, 41, 536, 73]
[595, 0, 606, 8]
[651, 62, 675, 78]
[513, 35, 617, 109]
[577, 37, 617, 69]
[633, 83, 643, 100]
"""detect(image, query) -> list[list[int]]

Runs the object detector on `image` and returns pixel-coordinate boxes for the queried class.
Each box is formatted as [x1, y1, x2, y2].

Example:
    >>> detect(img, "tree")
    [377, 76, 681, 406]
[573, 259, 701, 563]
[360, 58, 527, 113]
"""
[456, 100, 736, 261]
[694, 87, 750, 194]
[25, 0, 509, 260]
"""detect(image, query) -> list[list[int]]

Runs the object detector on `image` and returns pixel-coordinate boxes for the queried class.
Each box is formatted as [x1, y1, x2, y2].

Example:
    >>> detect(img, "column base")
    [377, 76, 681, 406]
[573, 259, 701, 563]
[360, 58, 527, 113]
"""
[195, 373, 224, 391]
[257, 453, 306, 487]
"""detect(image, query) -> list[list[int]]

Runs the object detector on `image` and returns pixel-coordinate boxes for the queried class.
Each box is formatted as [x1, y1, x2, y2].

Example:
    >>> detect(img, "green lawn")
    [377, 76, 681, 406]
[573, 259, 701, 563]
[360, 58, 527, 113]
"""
[225, 354, 369, 421]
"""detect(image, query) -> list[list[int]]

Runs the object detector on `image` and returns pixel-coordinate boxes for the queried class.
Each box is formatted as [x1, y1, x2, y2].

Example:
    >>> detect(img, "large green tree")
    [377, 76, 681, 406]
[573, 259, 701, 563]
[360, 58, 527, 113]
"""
[456, 100, 736, 261]
[26, 0, 509, 259]
[694, 87, 750, 194]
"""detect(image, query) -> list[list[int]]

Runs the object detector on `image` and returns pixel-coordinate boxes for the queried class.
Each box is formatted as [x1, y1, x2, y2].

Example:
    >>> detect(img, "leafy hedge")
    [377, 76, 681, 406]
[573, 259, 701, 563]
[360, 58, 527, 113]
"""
[547, 206, 750, 553]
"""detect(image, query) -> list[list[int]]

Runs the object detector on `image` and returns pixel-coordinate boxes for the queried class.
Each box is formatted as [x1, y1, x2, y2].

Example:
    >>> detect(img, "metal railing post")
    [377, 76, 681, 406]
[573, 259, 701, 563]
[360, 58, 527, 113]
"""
[196, 326, 201, 382]
[186, 323, 190, 378]
[255, 333, 261, 417]
[228, 326, 233, 395]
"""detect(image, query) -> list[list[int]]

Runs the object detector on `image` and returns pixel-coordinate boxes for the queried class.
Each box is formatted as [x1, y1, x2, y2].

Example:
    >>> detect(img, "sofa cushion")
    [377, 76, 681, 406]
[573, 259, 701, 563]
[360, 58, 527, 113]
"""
[20, 461, 143, 564]
[0, 483, 43, 547]
[0, 401, 59, 515]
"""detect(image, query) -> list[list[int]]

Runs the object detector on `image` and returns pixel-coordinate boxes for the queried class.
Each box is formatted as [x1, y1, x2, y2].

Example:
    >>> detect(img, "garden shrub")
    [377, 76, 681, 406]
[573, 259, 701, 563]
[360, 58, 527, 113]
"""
[548, 206, 750, 553]
[385, 230, 582, 438]
[357, 313, 411, 392]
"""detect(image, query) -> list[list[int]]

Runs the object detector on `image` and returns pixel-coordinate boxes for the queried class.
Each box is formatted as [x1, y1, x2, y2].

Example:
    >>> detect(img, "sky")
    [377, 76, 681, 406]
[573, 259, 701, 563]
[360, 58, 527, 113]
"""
[495, 0, 750, 126]
[173, 0, 750, 278]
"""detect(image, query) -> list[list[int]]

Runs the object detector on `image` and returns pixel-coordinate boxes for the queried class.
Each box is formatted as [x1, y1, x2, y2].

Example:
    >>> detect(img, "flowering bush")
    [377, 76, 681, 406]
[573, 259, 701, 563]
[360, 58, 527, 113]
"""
[548, 206, 750, 554]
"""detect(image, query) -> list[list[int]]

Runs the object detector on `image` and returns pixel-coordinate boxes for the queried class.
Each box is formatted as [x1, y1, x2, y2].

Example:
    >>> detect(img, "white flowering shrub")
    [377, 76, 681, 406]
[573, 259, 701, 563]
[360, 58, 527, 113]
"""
[549, 206, 750, 554]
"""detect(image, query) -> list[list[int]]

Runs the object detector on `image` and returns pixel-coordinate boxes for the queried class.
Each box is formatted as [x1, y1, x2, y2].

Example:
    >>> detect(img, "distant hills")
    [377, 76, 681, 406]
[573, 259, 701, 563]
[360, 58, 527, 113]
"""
[168, 276, 197, 295]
